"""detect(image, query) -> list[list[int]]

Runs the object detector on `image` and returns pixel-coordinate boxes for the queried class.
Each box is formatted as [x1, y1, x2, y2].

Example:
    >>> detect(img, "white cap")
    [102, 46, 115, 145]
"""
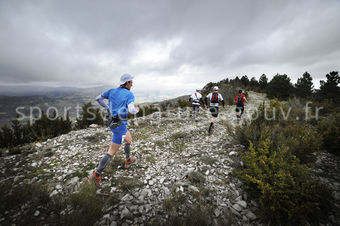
[120, 73, 134, 85]
[196, 88, 201, 92]
[213, 86, 219, 91]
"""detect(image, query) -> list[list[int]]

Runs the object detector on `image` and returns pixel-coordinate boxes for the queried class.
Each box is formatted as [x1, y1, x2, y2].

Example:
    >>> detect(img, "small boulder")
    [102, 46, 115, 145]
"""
[232, 204, 242, 212]
[34, 210, 40, 217]
[246, 211, 257, 220]
[237, 200, 247, 208]
[120, 207, 132, 220]
[229, 151, 238, 156]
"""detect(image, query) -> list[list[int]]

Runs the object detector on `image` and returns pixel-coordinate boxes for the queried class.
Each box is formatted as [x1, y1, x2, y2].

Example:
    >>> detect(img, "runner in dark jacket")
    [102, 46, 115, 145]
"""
[234, 89, 248, 119]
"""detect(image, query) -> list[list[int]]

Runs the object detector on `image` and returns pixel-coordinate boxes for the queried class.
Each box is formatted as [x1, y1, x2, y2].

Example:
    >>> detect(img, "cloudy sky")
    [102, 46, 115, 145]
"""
[0, 0, 339, 97]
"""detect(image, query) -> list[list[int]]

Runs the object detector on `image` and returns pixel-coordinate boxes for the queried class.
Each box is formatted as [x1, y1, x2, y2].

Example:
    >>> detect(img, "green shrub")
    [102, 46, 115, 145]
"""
[317, 113, 340, 156]
[236, 138, 333, 224]
[9, 146, 21, 155]
[229, 99, 333, 224]
[85, 132, 106, 143]
[200, 156, 216, 166]
[44, 148, 54, 157]
[111, 176, 142, 192]
[310, 100, 340, 116]
[67, 183, 103, 226]
[171, 131, 188, 140]
[230, 103, 272, 148]
[0, 183, 56, 225]
[163, 192, 232, 226]
[278, 124, 322, 163]
[134, 104, 160, 118]
[163, 193, 187, 213]
[159, 101, 173, 111]
[187, 171, 206, 184]
[84, 162, 96, 170]
[177, 99, 191, 108]
[154, 139, 165, 147]
[0, 183, 50, 214]
[146, 155, 156, 163]
[227, 96, 234, 105]
[166, 205, 212, 226]
[73, 169, 88, 178]
[230, 100, 322, 163]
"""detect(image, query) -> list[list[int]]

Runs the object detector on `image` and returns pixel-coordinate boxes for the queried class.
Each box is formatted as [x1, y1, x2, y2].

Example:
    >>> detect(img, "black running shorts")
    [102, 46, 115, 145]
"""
[192, 105, 199, 112]
[236, 103, 244, 114]
[210, 106, 219, 117]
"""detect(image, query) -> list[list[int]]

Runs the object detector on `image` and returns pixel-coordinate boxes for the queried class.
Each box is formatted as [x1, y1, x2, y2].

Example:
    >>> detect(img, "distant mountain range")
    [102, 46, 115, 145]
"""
[0, 85, 120, 97]
[0, 85, 190, 126]
[0, 85, 185, 103]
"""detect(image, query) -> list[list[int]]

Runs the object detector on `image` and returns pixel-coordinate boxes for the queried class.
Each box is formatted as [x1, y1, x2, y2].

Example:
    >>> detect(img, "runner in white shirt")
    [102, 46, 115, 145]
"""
[189, 88, 204, 122]
[205, 86, 225, 135]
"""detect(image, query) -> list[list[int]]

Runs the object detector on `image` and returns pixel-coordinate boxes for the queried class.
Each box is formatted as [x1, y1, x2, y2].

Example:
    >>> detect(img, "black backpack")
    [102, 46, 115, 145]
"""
[237, 95, 243, 104]
[211, 93, 219, 103]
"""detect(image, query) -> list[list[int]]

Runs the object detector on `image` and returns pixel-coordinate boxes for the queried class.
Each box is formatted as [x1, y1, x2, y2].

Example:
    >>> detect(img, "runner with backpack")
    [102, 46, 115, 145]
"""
[205, 86, 224, 135]
[189, 88, 204, 122]
[234, 89, 248, 119]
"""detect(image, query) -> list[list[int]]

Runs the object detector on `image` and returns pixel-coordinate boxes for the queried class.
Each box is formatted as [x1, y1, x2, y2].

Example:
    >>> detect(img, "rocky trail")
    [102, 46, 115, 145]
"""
[1, 91, 339, 226]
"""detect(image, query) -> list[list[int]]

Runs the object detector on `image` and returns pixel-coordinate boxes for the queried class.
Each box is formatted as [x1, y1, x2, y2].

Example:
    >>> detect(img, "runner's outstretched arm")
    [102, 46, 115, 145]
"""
[244, 97, 249, 104]
[96, 94, 110, 114]
[204, 97, 208, 106]
[128, 102, 139, 114]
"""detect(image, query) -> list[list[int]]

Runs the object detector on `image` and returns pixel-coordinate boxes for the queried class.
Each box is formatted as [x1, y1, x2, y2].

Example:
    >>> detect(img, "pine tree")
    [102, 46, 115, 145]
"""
[267, 74, 293, 100]
[1, 124, 14, 148]
[318, 71, 340, 103]
[241, 75, 250, 87]
[31, 111, 49, 141]
[295, 72, 314, 98]
[11, 119, 22, 146]
[249, 77, 259, 90]
[76, 102, 104, 129]
[48, 110, 59, 137]
[92, 108, 104, 126]
[61, 111, 72, 134]
[259, 74, 268, 90]
[0, 129, 3, 148]
[202, 82, 217, 95]
[21, 121, 33, 144]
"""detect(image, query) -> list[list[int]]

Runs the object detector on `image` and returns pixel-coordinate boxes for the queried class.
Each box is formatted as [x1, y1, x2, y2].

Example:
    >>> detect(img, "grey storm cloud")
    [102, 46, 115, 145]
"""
[0, 0, 339, 92]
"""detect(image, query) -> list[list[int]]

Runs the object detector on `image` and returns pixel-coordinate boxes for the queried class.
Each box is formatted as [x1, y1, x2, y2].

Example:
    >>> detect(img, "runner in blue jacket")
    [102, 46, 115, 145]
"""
[89, 74, 139, 185]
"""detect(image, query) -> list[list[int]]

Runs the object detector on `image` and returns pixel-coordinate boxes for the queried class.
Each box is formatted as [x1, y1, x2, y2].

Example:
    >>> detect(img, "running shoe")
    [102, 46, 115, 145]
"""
[124, 158, 135, 169]
[88, 171, 101, 185]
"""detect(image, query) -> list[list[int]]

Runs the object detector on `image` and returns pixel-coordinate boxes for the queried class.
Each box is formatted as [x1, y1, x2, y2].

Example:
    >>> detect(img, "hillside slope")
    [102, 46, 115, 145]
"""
[1, 91, 339, 225]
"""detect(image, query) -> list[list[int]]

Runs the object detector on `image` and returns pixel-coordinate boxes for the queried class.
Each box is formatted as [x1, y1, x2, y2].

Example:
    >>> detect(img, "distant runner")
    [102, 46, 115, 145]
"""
[205, 86, 224, 135]
[189, 88, 204, 122]
[88, 74, 139, 185]
[234, 89, 248, 119]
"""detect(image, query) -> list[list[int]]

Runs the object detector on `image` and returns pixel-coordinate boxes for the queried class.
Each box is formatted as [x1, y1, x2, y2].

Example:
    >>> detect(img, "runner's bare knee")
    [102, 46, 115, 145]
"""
[124, 131, 132, 144]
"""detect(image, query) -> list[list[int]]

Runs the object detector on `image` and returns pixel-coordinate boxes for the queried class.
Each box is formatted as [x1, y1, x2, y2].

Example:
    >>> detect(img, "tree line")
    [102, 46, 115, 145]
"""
[0, 103, 103, 152]
[203, 71, 339, 104]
